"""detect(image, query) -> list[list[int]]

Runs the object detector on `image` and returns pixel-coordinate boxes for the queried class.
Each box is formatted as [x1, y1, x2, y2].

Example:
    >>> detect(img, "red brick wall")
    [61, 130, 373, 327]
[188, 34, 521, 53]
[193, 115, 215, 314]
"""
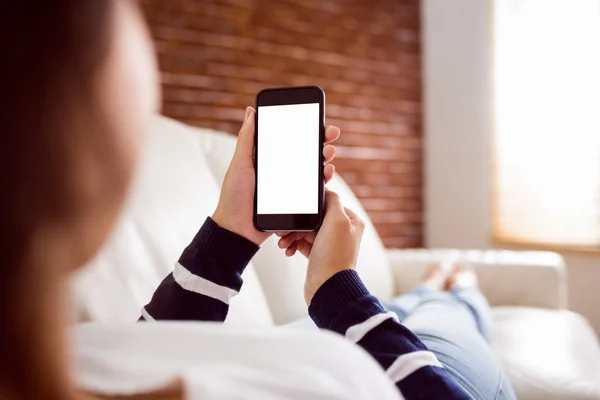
[141, 0, 423, 248]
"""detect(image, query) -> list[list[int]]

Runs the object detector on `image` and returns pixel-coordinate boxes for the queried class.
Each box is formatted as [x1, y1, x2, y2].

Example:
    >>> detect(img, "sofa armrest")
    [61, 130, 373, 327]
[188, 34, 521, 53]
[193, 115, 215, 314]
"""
[387, 249, 568, 309]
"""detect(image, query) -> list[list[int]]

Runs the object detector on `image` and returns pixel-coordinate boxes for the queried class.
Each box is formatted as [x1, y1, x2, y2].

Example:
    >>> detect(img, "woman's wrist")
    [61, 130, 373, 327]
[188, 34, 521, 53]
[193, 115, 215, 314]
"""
[211, 208, 268, 246]
[183, 217, 260, 274]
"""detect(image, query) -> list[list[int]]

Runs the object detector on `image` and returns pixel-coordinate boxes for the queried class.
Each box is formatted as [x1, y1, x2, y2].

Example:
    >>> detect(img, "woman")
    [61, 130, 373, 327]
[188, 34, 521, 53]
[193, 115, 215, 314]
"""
[0, 1, 513, 399]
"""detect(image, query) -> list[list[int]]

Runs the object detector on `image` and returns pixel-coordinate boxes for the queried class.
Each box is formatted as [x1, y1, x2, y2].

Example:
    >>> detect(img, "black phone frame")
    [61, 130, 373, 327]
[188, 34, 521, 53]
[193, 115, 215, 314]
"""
[253, 86, 326, 232]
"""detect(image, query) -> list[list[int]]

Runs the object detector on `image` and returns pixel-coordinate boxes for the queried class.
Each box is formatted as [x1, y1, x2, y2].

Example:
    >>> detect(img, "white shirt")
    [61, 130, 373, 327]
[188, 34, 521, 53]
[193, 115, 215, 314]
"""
[73, 322, 402, 400]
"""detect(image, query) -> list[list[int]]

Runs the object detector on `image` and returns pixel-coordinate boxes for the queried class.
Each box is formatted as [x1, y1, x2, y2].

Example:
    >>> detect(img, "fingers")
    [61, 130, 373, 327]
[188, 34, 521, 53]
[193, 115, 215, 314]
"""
[296, 240, 313, 258]
[323, 142, 336, 184]
[278, 232, 316, 249]
[297, 232, 316, 245]
[285, 242, 298, 257]
[323, 128, 339, 182]
[282, 238, 313, 258]
[278, 231, 315, 259]
[324, 164, 335, 184]
[233, 111, 338, 177]
[232, 107, 255, 164]
[323, 144, 335, 164]
[325, 126, 341, 144]
[278, 232, 306, 249]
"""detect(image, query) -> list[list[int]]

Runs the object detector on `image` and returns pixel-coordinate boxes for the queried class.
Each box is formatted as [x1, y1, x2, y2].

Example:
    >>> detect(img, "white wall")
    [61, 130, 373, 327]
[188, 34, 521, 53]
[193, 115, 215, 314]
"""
[423, 0, 600, 333]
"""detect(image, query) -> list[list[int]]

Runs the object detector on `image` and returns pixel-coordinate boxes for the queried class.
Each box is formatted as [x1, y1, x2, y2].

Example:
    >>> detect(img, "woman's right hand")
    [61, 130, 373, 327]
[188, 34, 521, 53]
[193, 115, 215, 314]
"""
[277, 190, 365, 305]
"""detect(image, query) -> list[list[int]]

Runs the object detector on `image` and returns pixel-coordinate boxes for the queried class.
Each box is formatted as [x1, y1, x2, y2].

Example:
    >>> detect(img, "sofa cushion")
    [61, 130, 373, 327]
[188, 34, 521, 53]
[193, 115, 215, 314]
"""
[195, 127, 394, 324]
[491, 307, 600, 400]
[71, 116, 273, 326]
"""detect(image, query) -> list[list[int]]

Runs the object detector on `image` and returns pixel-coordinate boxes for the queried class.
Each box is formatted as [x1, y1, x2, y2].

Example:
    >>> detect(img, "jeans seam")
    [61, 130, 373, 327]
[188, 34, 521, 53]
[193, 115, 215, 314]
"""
[495, 371, 503, 400]
[450, 289, 488, 339]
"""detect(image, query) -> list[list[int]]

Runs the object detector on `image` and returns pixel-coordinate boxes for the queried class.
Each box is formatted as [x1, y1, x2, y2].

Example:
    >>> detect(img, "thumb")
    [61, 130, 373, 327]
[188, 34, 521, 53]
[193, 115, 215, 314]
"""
[344, 206, 365, 235]
[324, 190, 346, 220]
[233, 107, 256, 164]
[343, 207, 359, 222]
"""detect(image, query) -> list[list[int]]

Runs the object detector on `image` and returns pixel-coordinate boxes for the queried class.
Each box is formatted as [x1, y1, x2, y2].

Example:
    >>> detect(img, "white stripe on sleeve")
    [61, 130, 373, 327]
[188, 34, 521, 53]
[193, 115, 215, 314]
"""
[345, 311, 399, 343]
[386, 350, 443, 383]
[140, 307, 156, 322]
[173, 262, 238, 304]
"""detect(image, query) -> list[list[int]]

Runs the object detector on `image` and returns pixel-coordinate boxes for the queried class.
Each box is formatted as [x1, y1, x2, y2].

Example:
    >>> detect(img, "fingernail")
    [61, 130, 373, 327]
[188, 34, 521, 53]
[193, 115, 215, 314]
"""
[244, 107, 252, 121]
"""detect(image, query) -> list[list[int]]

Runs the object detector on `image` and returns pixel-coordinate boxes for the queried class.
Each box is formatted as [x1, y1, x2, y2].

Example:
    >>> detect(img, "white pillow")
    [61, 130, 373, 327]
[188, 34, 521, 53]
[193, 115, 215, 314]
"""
[71, 116, 274, 326]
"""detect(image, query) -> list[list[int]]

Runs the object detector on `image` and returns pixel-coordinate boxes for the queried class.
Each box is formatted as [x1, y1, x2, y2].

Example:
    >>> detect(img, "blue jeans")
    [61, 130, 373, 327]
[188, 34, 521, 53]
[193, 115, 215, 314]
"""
[382, 286, 516, 400]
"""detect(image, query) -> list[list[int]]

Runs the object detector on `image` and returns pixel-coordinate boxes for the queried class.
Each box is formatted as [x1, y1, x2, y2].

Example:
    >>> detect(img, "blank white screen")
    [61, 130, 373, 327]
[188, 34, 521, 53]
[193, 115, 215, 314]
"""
[257, 103, 319, 214]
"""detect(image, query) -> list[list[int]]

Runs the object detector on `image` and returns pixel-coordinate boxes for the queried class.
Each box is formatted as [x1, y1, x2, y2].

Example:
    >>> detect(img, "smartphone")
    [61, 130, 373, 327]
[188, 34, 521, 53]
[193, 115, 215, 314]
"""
[254, 86, 326, 232]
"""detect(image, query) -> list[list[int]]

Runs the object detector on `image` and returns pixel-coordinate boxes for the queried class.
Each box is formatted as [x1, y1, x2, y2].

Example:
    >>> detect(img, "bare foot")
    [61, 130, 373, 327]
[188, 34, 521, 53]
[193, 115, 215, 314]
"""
[422, 264, 449, 292]
[445, 264, 478, 291]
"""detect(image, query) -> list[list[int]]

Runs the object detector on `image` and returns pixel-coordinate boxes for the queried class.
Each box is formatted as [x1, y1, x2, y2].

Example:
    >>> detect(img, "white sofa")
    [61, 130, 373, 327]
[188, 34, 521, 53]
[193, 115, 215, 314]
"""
[72, 116, 600, 399]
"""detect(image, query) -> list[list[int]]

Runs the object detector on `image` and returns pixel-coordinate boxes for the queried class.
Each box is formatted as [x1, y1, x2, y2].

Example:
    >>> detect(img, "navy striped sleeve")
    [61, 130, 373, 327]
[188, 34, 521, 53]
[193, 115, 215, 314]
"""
[140, 217, 259, 322]
[309, 269, 472, 399]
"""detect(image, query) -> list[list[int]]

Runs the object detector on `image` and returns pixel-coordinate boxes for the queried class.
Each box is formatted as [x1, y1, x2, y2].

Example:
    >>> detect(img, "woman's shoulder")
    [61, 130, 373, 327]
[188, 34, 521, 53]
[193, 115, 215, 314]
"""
[73, 322, 401, 400]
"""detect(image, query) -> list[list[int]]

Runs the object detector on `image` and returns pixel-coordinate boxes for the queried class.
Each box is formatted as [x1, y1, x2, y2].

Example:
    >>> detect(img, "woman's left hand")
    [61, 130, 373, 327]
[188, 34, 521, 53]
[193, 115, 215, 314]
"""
[212, 106, 340, 245]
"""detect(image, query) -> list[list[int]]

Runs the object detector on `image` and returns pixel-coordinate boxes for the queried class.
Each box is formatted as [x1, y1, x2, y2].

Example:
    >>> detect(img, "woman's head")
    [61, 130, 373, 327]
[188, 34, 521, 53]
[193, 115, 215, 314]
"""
[0, 2, 160, 397]
[0, 0, 160, 273]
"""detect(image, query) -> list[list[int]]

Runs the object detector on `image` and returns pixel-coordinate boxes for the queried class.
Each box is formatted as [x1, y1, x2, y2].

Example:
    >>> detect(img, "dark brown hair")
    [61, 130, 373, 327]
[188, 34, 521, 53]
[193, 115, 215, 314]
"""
[0, 4, 125, 397]
[0, 1, 116, 271]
